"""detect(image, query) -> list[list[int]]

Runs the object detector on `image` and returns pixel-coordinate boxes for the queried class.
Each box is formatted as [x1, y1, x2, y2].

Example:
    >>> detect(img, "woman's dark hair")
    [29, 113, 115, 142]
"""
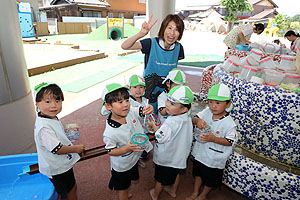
[254, 23, 265, 33]
[158, 14, 184, 41]
[105, 88, 129, 104]
[284, 30, 300, 38]
[273, 39, 280, 45]
[35, 84, 64, 102]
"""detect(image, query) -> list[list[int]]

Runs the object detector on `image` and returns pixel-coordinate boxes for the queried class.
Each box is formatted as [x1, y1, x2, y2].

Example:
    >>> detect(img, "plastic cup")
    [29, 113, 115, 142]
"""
[131, 133, 149, 149]
[65, 123, 79, 142]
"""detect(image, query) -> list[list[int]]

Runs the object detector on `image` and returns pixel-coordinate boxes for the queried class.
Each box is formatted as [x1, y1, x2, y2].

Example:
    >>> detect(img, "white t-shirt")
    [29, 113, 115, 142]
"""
[242, 24, 254, 37]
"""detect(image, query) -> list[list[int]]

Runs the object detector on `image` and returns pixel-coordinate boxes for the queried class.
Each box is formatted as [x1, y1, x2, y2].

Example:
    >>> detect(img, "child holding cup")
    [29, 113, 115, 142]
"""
[100, 83, 153, 200]
[33, 82, 85, 200]
[148, 85, 194, 200]
[187, 83, 237, 200]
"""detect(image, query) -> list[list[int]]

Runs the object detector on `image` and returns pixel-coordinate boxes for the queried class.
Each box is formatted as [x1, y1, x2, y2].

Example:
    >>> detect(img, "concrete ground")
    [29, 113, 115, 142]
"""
[24, 30, 284, 199]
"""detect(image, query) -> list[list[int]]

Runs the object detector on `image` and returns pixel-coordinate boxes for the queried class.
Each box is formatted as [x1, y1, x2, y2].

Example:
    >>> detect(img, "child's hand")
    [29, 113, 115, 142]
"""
[140, 14, 158, 36]
[148, 120, 156, 129]
[200, 132, 216, 143]
[125, 140, 142, 152]
[196, 119, 207, 129]
[143, 105, 153, 115]
[74, 144, 85, 154]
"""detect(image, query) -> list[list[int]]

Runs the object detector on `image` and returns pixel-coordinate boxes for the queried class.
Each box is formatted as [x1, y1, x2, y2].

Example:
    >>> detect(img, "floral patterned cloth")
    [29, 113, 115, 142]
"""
[224, 49, 282, 63]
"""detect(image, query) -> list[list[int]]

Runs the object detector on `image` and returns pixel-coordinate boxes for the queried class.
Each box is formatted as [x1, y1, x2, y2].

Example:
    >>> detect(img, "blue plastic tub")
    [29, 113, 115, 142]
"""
[0, 153, 57, 200]
[235, 45, 250, 51]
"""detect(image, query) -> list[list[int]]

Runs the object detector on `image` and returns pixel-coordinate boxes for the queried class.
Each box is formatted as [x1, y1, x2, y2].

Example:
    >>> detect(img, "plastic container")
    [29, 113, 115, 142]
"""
[223, 56, 241, 73]
[0, 153, 57, 200]
[131, 133, 149, 149]
[235, 45, 250, 51]
[261, 69, 277, 80]
[259, 57, 276, 69]
[241, 56, 259, 66]
[264, 70, 284, 86]
[250, 76, 264, 84]
[282, 72, 300, 84]
[278, 55, 296, 71]
[239, 65, 258, 81]
[65, 123, 79, 142]
[194, 126, 211, 143]
[249, 49, 263, 61]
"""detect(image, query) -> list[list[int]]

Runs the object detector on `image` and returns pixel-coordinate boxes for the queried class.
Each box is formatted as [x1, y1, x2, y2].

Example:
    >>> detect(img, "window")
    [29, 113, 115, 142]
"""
[83, 11, 102, 18]
[139, 0, 146, 3]
[108, 12, 113, 18]
[119, 13, 124, 18]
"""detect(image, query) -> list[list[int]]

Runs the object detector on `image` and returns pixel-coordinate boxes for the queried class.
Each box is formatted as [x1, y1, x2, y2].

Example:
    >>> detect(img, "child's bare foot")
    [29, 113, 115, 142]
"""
[163, 186, 176, 198]
[186, 193, 199, 200]
[195, 195, 207, 200]
[149, 188, 157, 200]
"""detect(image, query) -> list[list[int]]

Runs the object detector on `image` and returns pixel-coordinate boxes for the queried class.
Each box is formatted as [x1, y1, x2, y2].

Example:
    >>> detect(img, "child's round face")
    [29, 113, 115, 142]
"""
[36, 94, 62, 119]
[208, 100, 230, 119]
[130, 85, 145, 99]
[165, 100, 187, 116]
[164, 20, 180, 48]
[106, 98, 130, 118]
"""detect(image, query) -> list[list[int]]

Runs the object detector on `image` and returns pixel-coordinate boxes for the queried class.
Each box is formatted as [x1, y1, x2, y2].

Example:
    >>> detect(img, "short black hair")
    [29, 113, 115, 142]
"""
[105, 88, 129, 104]
[35, 84, 64, 102]
[182, 103, 191, 110]
[254, 23, 265, 33]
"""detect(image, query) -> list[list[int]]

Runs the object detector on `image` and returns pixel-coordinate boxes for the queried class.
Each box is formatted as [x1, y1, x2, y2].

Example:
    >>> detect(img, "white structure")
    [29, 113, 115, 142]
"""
[0, 0, 36, 155]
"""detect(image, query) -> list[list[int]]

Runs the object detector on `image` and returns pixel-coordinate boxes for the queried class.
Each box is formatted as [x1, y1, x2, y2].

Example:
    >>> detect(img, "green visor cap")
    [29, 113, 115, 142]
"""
[207, 83, 231, 101]
[129, 75, 145, 87]
[167, 85, 194, 104]
[100, 83, 128, 116]
[162, 68, 188, 85]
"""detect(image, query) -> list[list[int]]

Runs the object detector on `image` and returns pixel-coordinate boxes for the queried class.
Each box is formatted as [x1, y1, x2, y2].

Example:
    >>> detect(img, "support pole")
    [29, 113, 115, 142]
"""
[0, 0, 36, 155]
[147, 0, 176, 38]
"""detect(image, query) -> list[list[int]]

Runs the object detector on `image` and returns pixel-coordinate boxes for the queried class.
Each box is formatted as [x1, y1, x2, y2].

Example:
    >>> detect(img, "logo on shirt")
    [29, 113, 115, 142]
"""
[216, 131, 220, 134]
[67, 154, 72, 160]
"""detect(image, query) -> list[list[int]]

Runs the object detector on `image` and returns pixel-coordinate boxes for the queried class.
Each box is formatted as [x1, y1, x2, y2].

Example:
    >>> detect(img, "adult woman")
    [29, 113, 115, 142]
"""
[223, 23, 265, 49]
[284, 30, 300, 52]
[121, 14, 185, 113]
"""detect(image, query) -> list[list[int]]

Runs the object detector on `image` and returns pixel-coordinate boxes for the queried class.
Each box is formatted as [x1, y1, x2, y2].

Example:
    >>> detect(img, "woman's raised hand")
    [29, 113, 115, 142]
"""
[140, 14, 158, 36]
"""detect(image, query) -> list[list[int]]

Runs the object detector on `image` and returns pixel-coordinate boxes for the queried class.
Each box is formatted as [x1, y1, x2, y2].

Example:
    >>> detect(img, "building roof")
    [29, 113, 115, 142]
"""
[50, 0, 110, 6]
[247, 0, 278, 8]
[248, 8, 276, 20]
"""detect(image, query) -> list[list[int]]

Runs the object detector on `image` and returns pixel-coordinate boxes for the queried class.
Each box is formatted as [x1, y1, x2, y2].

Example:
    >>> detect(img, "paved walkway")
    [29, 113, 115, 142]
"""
[25, 30, 282, 199]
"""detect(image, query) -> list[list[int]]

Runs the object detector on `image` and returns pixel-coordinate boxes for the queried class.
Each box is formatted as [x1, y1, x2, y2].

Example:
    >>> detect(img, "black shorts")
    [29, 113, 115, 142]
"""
[109, 162, 139, 190]
[192, 159, 223, 188]
[49, 168, 76, 198]
[154, 164, 180, 186]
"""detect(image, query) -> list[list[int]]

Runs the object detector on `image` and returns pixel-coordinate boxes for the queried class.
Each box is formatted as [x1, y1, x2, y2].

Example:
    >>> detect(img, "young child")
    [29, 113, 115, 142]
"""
[187, 83, 237, 200]
[148, 85, 194, 200]
[34, 82, 85, 200]
[121, 14, 185, 113]
[100, 83, 154, 200]
[128, 75, 148, 166]
[158, 68, 187, 124]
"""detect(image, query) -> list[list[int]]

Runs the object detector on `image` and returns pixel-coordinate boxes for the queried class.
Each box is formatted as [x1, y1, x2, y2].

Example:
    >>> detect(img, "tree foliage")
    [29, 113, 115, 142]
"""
[220, 0, 253, 22]
[274, 14, 300, 36]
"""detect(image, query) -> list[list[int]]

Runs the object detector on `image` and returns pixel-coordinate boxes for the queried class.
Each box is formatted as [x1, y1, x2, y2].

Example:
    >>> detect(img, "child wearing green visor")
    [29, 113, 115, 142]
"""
[187, 83, 237, 200]
[148, 85, 193, 200]
[158, 68, 188, 124]
[34, 82, 85, 200]
[100, 83, 153, 200]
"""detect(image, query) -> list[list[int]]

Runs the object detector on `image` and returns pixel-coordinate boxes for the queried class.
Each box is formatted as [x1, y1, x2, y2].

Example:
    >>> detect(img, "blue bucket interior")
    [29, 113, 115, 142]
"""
[0, 153, 57, 200]
[235, 45, 250, 51]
